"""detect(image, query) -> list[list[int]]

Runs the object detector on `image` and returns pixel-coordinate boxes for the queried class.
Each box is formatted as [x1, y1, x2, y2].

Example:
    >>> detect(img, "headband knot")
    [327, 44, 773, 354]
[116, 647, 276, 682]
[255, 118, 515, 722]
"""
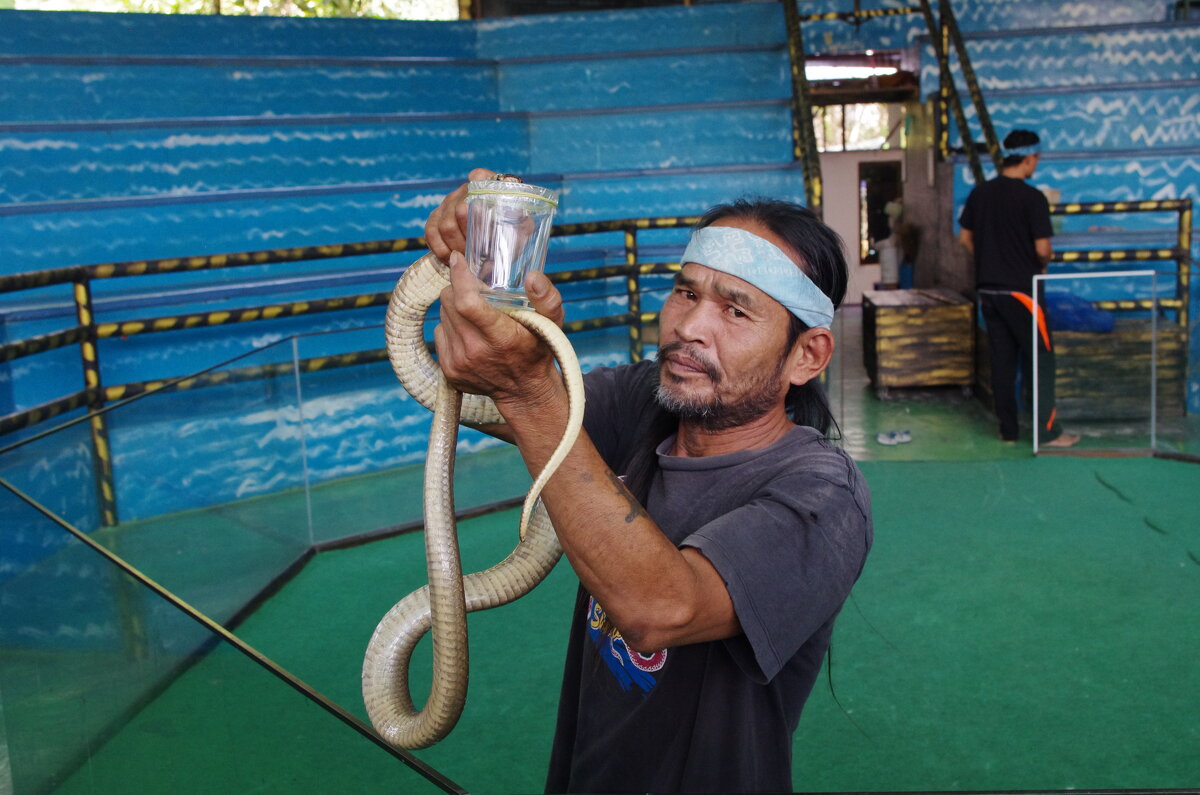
[681, 226, 835, 329]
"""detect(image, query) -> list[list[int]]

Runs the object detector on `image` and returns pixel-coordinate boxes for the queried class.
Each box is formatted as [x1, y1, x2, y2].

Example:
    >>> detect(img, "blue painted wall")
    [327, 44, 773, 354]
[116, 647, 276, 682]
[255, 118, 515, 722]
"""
[1, 15, 1197, 784]
[1, 0, 1198, 545]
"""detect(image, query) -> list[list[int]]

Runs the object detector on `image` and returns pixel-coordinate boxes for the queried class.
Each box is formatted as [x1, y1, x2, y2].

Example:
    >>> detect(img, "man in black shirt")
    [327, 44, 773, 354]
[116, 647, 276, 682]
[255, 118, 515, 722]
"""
[959, 129, 1078, 447]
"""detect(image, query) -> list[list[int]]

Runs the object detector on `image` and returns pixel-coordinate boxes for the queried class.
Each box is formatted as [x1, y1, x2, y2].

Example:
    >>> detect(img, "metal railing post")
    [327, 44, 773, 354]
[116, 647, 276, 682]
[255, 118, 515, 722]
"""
[74, 276, 118, 526]
[935, 59, 950, 162]
[1151, 270, 1159, 451]
[0, 207, 1189, 445]
[781, 0, 823, 215]
[918, 0, 984, 184]
[1178, 200, 1193, 329]
[625, 227, 643, 363]
[939, 0, 1002, 173]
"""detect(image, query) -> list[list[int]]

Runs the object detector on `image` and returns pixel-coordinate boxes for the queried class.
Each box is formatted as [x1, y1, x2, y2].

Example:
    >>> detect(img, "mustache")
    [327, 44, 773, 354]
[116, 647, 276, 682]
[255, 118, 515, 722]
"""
[657, 341, 721, 383]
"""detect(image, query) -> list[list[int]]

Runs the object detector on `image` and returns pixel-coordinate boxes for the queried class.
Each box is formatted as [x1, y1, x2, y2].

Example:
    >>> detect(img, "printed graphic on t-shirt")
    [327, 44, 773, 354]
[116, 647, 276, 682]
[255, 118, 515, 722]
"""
[586, 595, 667, 695]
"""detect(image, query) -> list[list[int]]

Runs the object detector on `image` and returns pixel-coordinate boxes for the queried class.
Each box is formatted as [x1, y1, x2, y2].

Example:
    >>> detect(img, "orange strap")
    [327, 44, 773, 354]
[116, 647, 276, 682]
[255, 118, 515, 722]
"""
[1008, 291, 1052, 351]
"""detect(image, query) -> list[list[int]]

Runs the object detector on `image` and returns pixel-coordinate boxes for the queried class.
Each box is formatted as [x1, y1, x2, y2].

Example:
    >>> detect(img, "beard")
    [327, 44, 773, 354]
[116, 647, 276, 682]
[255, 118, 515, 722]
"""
[654, 341, 788, 431]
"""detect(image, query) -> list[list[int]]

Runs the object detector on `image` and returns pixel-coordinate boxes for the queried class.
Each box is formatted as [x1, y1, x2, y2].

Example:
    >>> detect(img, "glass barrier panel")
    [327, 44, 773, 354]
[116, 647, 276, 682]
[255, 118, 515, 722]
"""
[0, 414, 103, 536]
[290, 322, 634, 547]
[1154, 264, 1200, 460]
[288, 325, 525, 545]
[0, 281, 83, 415]
[104, 338, 313, 623]
[0, 483, 457, 795]
[0, 337, 314, 628]
[235, 506, 573, 795]
[1034, 270, 1171, 454]
[291, 325, 431, 542]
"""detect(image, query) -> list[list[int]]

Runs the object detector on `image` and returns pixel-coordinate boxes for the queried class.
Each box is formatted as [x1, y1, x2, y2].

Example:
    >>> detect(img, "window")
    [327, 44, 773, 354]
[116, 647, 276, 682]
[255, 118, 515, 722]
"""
[815, 103, 900, 152]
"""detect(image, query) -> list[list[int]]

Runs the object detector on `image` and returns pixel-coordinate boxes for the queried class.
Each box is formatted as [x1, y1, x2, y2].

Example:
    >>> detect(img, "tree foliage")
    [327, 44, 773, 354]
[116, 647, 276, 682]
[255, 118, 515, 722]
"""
[15, 0, 458, 19]
[146, 0, 457, 17]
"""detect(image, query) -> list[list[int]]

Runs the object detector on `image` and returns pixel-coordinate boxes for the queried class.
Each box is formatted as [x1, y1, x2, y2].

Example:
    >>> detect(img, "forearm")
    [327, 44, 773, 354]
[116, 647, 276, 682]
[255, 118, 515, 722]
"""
[431, 252, 735, 650]
[1035, 237, 1053, 266]
[497, 384, 736, 652]
[958, 228, 974, 256]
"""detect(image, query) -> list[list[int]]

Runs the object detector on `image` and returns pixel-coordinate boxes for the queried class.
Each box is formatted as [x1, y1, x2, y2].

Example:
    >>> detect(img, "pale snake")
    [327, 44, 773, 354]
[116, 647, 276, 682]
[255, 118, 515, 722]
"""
[362, 251, 583, 749]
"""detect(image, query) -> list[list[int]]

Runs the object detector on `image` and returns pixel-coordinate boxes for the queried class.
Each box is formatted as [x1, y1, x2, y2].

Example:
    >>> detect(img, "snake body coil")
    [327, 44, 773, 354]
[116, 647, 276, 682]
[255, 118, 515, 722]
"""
[362, 252, 583, 749]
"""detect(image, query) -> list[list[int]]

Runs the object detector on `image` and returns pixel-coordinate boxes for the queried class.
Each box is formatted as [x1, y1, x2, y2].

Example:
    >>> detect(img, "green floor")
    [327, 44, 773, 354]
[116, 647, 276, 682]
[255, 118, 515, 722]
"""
[825, 306, 1200, 462]
[36, 308, 1200, 793]
[269, 457, 1200, 794]
[58, 456, 1200, 794]
[795, 457, 1200, 793]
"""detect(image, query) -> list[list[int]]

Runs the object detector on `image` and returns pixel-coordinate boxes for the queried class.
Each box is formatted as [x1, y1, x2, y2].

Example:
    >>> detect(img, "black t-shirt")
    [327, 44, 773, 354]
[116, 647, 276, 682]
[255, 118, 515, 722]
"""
[545, 360, 873, 794]
[959, 175, 1054, 292]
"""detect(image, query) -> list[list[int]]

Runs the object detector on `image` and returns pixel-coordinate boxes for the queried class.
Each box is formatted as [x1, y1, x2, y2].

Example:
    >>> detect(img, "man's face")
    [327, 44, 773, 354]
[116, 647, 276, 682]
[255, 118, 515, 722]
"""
[655, 219, 799, 430]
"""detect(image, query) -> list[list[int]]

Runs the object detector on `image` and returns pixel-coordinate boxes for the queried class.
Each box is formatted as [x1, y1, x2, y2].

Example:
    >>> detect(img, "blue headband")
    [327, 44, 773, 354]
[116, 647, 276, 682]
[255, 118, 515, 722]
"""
[1005, 142, 1041, 157]
[681, 226, 835, 329]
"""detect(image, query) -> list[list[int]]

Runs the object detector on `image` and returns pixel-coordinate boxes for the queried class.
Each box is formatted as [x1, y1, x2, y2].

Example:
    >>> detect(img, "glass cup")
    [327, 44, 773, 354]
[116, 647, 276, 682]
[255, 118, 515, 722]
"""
[464, 177, 559, 308]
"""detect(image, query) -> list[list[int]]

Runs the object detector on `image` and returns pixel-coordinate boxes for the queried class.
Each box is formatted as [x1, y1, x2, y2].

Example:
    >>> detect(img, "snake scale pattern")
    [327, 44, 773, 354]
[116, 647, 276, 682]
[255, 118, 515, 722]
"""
[362, 251, 584, 749]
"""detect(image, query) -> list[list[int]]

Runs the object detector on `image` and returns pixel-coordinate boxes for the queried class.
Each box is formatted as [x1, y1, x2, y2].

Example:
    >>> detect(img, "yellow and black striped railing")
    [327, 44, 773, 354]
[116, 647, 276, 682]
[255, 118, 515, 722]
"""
[937, 0, 1002, 172]
[1048, 198, 1194, 330]
[0, 237, 431, 295]
[908, 0, 1005, 179]
[1053, 199, 1191, 215]
[1053, 249, 1183, 264]
[93, 292, 392, 341]
[780, 0, 823, 214]
[1, 200, 1191, 526]
[777, 2, 929, 212]
[801, 6, 919, 23]
[0, 216, 699, 527]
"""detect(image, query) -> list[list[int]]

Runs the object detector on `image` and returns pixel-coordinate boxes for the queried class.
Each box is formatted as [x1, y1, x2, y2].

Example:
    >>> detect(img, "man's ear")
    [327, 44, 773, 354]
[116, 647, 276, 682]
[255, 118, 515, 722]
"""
[787, 327, 835, 387]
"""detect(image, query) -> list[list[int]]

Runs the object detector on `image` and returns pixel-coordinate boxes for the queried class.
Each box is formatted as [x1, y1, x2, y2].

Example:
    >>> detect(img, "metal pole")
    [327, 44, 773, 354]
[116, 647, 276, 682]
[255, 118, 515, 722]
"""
[1032, 274, 1041, 456]
[1178, 201, 1192, 329]
[74, 276, 118, 526]
[1151, 270, 1158, 452]
[781, 0, 824, 215]
[625, 228, 643, 363]
[939, 0, 1002, 173]
[917, 0, 984, 184]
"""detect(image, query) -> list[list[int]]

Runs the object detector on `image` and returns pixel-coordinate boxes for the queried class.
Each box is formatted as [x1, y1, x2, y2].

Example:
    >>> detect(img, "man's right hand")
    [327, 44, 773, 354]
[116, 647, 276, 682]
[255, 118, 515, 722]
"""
[425, 167, 497, 261]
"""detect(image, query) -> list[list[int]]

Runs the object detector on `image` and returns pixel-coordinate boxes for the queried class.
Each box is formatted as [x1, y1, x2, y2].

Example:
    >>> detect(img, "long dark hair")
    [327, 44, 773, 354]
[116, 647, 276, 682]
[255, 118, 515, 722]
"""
[696, 197, 848, 437]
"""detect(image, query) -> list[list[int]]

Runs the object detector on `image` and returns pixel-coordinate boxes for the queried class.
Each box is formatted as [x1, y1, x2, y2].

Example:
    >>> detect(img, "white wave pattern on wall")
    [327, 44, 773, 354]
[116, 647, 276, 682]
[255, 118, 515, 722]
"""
[922, 27, 1199, 92]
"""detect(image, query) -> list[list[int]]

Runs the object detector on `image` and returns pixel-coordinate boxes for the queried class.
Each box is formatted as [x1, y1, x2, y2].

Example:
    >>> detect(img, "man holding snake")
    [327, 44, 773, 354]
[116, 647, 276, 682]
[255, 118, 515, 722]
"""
[426, 168, 873, 793]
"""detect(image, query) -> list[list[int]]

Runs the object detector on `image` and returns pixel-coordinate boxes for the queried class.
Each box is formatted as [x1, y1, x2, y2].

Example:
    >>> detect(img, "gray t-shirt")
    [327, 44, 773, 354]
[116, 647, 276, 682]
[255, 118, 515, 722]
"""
[545, 360, 873, 794]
